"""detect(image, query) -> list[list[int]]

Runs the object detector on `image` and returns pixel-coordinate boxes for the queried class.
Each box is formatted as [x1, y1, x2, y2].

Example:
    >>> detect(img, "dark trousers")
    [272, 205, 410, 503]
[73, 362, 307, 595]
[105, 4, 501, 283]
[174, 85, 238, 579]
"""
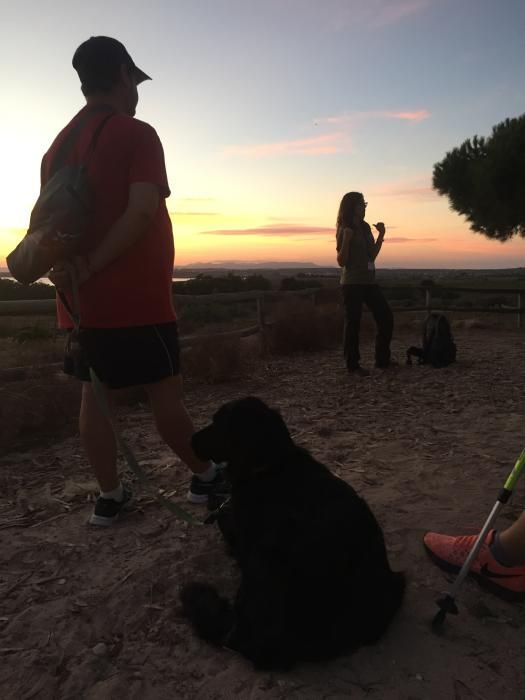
[342, 284, 393, 369]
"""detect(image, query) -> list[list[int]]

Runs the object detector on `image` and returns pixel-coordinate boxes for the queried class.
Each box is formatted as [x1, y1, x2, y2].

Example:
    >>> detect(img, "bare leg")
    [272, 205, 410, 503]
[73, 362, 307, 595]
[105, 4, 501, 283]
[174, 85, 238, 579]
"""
[498, 512, 525, 565]
[79, 382, 118, 492]
[145, 375, 210, 474]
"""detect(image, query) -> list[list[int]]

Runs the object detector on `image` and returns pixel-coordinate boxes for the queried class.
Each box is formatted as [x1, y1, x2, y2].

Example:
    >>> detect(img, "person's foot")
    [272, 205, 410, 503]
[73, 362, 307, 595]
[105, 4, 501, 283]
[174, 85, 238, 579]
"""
[187, 469, 231, 505]
[423, 529, 525, 602]
[348, 366, 370, 377]
[88, 486, 134, 527]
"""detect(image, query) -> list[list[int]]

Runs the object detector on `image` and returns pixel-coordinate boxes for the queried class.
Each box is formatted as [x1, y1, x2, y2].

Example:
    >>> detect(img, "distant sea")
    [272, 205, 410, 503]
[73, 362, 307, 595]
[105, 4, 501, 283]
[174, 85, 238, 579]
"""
[2, 276, 190, 286]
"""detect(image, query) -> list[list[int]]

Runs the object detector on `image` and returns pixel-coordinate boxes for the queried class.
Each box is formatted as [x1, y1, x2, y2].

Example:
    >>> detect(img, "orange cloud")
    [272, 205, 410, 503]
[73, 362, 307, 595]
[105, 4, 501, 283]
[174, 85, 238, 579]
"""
[387, 237, 437, 243]
[178, 198, 215, 204]
[223, 133, 350, 158]
[170, 211, 220, 217]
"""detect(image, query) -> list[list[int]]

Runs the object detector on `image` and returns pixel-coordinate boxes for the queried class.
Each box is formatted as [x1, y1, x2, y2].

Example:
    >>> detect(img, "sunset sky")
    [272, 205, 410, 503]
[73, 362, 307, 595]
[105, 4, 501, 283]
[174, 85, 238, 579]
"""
[2, 0, 525, 269]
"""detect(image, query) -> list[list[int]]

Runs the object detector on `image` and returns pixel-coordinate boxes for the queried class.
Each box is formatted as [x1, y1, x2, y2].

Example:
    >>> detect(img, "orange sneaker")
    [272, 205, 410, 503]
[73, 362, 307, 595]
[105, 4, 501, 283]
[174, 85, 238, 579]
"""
[423, 529, 525, 602]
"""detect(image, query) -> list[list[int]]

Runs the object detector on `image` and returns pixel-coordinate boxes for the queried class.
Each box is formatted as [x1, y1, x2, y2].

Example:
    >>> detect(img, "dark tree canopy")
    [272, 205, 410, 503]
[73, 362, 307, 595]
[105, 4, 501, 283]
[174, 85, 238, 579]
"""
[433, 114, 525, 241]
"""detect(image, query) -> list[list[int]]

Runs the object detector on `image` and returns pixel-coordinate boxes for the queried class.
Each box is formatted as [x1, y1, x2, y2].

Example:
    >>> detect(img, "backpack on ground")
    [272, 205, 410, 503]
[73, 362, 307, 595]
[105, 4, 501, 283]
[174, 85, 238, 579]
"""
[406, 313, 457, 368]
[6, 106, 113, 285]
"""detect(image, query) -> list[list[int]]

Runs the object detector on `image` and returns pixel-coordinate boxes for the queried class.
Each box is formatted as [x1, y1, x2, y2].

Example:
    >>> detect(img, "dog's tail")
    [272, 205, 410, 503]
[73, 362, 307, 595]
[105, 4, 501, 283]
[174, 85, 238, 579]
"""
[180, 582, 234, 645]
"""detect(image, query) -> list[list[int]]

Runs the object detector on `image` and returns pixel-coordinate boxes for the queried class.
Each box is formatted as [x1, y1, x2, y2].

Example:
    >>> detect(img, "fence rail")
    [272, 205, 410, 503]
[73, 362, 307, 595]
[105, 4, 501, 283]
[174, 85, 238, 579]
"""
[0, 285, 524, 328]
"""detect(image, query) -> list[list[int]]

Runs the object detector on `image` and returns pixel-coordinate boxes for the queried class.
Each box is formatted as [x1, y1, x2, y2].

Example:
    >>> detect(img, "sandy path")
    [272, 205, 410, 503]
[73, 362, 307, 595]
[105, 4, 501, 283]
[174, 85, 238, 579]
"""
[1, 329, 525, 699]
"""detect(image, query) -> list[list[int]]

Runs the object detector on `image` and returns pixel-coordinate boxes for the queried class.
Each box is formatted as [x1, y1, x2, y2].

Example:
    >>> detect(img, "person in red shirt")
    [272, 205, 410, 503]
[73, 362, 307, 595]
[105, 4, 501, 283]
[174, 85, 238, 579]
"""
[48, 36, 227, 525]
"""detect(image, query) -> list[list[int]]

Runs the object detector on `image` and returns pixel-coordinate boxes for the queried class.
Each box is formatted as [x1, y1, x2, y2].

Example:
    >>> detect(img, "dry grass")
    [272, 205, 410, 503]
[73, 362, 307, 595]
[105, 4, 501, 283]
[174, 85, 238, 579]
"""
[0, 302, 519, 452]
[182, 335, 245, 383]
[0, 373, 81, 452]
[267, 298, 343, 355]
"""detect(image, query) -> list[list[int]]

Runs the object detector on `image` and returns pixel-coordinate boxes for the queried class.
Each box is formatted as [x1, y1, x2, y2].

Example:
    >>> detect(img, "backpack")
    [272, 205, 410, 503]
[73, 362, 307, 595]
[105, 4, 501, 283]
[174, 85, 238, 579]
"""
[6, 106, 114, 285]
[406, 313, 457, 368]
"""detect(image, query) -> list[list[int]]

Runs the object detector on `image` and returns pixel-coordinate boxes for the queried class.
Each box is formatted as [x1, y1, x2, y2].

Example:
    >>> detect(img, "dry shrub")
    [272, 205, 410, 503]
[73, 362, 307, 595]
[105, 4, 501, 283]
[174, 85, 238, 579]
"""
[268, 298, 343, 355]
[0, 336, 63, 371]
[239, 333, 264, 360]
[0, 373, 81, 452]
[182, 335, 244, 383]
[315, 301, 344, 346]
[452, 317, 487, 330]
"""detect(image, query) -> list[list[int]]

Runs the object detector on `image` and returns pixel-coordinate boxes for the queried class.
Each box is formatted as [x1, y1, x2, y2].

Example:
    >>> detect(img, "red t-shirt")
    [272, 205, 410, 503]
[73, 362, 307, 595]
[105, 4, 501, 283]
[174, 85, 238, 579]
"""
[41, 105, 177, 328]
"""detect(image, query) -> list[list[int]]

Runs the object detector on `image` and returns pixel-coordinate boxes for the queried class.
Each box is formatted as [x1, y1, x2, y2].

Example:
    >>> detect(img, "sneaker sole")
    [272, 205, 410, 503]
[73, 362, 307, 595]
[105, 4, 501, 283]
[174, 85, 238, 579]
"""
[186, 491, 209, 505]
[87, 496, 135, 527]
[423, 542, 525, 603]
[88, 513, 121, 527]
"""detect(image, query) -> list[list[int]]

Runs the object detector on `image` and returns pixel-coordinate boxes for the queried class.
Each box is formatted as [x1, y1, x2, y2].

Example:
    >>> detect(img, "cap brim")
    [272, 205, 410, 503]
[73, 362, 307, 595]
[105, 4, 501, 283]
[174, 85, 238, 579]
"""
[133, 66, 151, 84]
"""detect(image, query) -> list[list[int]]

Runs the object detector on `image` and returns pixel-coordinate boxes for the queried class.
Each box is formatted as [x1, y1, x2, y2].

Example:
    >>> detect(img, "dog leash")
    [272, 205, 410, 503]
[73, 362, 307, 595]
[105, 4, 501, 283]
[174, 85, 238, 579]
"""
[59, 268, 203, 526]
[88, 367, 203, 525]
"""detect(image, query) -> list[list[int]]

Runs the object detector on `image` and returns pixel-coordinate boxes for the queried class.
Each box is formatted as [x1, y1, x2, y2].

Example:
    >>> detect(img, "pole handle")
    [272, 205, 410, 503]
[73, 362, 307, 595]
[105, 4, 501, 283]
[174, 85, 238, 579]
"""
[503, 448, 525, 492]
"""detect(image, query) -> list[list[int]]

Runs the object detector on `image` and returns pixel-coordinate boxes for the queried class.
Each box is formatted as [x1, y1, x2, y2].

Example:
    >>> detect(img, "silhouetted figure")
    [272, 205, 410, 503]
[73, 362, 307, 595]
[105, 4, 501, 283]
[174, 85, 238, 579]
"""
[336, 191, 393, 376]
[46, 37, 228, 526]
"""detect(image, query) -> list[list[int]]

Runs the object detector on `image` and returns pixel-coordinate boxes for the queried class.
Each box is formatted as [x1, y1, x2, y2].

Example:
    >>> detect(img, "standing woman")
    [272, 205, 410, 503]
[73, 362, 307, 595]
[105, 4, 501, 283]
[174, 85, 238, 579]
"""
[336, 191, 393, 376]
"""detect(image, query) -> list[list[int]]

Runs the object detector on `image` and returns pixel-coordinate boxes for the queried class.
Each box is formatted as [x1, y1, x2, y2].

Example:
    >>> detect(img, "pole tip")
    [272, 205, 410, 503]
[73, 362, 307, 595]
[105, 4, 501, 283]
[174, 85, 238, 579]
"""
[431, 593, 459, 632]
[431, 607, 446, 632]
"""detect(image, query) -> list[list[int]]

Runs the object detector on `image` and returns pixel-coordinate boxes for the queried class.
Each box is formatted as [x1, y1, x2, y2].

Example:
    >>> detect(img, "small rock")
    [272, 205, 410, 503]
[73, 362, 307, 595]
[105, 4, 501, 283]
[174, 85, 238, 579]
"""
[92, 642, 108, 657]
[415, 673, 424, 682]
[58, 579, 67, 585]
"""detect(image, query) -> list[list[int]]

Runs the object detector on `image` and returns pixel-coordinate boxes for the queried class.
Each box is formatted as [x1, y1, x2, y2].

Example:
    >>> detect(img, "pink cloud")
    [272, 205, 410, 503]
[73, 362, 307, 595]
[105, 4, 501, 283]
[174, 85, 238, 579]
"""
[223, 132, 350, 158]
[316, 109, 430, 126]
[372, 0, 431, 28]
[370, 178, 437, 200]
[384, 110, 430, 121]
[201, 224, 335, 237]
[325, 0, 430, 33]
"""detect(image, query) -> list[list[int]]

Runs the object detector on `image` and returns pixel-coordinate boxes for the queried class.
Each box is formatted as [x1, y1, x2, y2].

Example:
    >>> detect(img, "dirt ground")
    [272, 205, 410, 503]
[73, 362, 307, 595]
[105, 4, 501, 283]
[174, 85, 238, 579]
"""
[1, 328, 525, 700]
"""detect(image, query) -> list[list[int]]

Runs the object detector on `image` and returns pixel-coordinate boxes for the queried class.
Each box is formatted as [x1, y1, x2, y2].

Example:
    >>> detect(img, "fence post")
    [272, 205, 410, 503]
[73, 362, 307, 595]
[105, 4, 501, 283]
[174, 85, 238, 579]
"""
[425, 287, 432, 315]
[256, 294, 268, 354]
[518, 292, 523, 330]
[256, 294, 265, 330]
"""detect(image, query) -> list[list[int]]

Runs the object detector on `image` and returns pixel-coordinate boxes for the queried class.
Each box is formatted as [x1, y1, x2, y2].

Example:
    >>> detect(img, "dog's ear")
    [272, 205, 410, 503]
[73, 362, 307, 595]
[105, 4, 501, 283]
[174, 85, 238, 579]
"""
[218, 397, 293, 474]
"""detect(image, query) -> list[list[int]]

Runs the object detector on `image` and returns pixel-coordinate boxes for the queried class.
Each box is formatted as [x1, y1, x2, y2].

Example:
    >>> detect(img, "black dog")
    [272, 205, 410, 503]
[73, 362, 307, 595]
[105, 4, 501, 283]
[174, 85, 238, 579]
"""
[181, 397, 405, 670]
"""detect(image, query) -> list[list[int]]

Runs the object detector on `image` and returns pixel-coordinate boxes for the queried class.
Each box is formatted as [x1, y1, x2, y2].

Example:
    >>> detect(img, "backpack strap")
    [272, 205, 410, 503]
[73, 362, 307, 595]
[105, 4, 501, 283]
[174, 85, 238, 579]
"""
[82, 111, 115, 163]
[48, 104, 114, 179]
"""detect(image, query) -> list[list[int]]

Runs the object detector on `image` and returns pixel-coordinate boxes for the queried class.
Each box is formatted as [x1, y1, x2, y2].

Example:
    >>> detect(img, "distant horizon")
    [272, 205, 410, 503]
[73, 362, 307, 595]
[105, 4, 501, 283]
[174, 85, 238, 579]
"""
[2, 263, 525, 274]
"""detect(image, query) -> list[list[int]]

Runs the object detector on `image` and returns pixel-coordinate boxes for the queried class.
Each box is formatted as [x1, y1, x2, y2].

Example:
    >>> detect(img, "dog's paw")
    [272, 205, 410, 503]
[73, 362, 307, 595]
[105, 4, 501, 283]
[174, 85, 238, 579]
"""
[180, 582, 234, 645]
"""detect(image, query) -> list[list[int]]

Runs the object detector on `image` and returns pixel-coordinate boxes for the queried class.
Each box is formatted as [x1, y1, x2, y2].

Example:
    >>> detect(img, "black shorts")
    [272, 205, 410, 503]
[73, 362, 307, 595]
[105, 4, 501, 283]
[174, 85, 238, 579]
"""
[64, 322, 181, 389]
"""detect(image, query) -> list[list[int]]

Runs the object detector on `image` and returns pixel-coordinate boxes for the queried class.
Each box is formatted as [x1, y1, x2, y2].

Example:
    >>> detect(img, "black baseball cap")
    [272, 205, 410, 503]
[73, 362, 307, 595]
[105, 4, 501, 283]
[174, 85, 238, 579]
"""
[72, 36, 151, 91]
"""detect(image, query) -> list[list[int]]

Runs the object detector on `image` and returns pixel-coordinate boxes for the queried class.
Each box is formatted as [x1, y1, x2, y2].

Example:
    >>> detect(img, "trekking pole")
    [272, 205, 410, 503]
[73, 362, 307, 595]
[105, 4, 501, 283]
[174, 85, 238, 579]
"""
[432, 447, 525, 631]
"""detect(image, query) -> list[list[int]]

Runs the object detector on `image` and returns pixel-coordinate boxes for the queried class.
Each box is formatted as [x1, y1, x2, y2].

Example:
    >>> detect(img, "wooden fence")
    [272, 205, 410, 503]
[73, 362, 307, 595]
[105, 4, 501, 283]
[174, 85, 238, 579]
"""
[2, 283, 525, 381]
[0, 285, 524, 330]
